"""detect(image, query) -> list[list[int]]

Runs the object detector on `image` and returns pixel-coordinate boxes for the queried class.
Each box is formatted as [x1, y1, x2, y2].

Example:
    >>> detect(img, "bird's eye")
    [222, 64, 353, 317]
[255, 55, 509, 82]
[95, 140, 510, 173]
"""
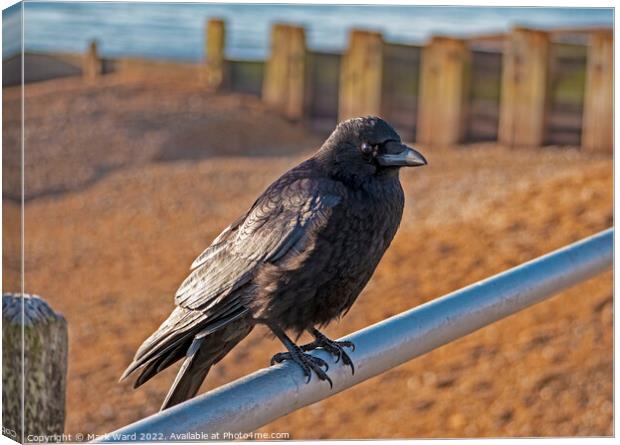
[360, 142, 373, 155]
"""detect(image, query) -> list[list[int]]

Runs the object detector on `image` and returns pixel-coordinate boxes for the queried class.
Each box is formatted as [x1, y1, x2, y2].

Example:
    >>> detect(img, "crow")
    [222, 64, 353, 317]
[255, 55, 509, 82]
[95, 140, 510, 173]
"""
[120, 116, 427, 410]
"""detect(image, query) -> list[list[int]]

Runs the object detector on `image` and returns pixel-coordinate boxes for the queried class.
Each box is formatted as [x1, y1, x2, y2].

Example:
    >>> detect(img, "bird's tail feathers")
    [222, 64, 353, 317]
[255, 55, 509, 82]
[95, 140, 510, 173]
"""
[160, 336, 211, 410]
[159, 317, 254, 410]
[119, 307, 205, 384]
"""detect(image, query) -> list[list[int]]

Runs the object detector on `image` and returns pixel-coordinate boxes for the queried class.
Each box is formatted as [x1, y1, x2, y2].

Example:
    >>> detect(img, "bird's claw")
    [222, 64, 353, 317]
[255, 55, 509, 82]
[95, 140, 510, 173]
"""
[270, 351, 333, 388]
[302, 338, 356, 375]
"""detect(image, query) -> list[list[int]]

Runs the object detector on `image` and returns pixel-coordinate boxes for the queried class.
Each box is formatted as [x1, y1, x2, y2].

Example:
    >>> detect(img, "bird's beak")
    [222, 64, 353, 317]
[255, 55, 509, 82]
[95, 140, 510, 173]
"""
[376, 142, 427, 168]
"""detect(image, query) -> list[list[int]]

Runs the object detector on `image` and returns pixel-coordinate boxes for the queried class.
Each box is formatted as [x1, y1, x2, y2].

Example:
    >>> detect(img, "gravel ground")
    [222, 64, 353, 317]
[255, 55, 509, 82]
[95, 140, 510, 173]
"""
[3, 75, 320, 200]
[2, 77, 613, 438]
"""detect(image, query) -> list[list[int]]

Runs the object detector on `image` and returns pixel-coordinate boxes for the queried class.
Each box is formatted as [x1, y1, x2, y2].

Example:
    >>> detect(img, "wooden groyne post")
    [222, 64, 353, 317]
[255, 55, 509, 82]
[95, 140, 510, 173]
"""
[339, 29, 384, 121]
[30, 22, 613, 152]
[498, 27, 550, 148]
[582, 30, 613, 153]
[83, 40, 102, 81]
[2, 293, 68, 442]
[416, 36, 470, 146]
[262, 23, 307, 120]
[204, 18, 228, 90]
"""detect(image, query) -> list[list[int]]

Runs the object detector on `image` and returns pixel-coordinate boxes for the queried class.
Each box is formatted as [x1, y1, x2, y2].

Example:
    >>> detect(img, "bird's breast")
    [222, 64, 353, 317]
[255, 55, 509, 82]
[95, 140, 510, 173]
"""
[250, 177, 405, 333]
[299, 180, 405, 323]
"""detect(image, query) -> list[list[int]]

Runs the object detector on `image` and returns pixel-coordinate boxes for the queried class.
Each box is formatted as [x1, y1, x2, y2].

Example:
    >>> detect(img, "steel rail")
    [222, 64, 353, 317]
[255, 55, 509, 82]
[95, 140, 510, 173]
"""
[95, 228, 613, 442]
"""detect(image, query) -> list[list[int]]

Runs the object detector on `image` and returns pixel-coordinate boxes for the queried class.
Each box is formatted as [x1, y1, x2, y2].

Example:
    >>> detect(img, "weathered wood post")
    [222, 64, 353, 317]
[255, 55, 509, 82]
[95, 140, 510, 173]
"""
[582, 30, 613, 153]
[498, 27, 550, 148]
[416, 36, 470, 146]
[2, 294, 68, 442]
[204, 18, 227, 90]
[338, 30, 384, 121]
[263, 24, 288, 111]
[262, 24, 307, 120]
[83, 40, 102, 81]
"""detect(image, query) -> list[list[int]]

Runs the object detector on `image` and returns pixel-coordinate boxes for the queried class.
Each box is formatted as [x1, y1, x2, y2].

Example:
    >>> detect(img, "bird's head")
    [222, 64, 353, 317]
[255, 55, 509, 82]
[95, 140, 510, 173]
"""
[315, 116, 427, 184]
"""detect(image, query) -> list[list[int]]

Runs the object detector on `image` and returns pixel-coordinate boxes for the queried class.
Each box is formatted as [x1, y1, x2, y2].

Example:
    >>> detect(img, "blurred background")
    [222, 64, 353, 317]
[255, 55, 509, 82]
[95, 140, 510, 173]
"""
[2, 2, 613, 439]
[3, 4, 614, 60]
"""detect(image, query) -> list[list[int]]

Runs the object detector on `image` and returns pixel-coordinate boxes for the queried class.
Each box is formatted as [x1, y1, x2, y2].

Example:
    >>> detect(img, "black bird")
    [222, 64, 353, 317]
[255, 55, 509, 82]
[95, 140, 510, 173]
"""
[120, 116, 427, 410]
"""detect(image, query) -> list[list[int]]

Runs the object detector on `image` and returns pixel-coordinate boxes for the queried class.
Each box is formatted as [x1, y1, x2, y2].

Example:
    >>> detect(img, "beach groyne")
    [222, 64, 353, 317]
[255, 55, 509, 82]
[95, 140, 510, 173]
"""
[3, 21, 612, 152]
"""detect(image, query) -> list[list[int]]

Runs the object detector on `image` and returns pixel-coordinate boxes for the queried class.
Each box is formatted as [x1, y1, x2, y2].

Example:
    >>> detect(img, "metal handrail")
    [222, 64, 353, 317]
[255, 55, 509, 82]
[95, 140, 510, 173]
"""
[95, 228, 613, 442]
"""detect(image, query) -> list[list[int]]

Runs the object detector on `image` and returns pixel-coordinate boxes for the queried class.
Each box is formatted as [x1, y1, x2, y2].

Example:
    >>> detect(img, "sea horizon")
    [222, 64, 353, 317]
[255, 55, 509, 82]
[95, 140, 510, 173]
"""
[3, 3, 614, 61]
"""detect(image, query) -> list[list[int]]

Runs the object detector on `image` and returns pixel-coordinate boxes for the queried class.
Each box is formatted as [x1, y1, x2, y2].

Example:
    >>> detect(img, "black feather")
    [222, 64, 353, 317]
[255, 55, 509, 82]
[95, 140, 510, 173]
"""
[121, 116, 421, 409]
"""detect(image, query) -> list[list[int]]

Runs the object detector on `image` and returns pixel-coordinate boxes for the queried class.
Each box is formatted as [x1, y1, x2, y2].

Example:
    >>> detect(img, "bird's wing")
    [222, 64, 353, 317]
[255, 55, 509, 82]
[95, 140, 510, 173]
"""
[174, 178, 343, 311]
[190, 211, 249, 270]
[121, 178, 343, 385]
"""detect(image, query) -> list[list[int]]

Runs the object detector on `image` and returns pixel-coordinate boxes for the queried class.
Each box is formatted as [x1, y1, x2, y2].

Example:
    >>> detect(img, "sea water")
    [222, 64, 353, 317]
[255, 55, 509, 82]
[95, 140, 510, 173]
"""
[3, 3, 613, 61]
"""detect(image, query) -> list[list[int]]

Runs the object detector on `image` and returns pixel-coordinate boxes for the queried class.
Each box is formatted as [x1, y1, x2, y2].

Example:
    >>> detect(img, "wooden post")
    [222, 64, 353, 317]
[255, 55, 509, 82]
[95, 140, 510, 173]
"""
[205, 18, 227, 90]
[83, 40, 102, 81]
[262, 24, 307, 120]
[416, 36, 470, 146]
[582, 30, 613, 153]
[2, 294, 68, 442]
[263, 24, 287, 110]
[339, 30, 384, 121]
[498, 27, 550, 148]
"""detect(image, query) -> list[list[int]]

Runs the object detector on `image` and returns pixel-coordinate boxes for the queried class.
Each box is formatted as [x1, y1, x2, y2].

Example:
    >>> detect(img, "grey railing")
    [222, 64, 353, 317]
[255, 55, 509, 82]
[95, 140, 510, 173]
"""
[95, 228, 613, 442]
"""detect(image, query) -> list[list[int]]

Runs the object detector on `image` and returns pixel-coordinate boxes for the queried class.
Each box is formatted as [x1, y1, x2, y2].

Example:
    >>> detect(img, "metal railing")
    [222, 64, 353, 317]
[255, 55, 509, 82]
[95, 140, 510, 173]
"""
[96, 228, 613, 442]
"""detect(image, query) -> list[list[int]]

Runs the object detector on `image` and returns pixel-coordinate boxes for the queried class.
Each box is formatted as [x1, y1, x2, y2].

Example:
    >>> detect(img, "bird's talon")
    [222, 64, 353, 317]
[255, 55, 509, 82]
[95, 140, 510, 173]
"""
[304, 334, 356, 375]
[270, 352, 289, 366]
[325, 376, 333, 389]
[343, 341, 355, 351]
[270, 349, 333, 386]
[346, 359, 355, 375]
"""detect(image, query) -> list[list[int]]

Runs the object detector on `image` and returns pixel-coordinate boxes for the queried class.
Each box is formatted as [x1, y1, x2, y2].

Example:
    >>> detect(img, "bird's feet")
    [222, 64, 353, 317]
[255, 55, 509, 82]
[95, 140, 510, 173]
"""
[271, 347, 333, 388]
[302, 331, 356, 375]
